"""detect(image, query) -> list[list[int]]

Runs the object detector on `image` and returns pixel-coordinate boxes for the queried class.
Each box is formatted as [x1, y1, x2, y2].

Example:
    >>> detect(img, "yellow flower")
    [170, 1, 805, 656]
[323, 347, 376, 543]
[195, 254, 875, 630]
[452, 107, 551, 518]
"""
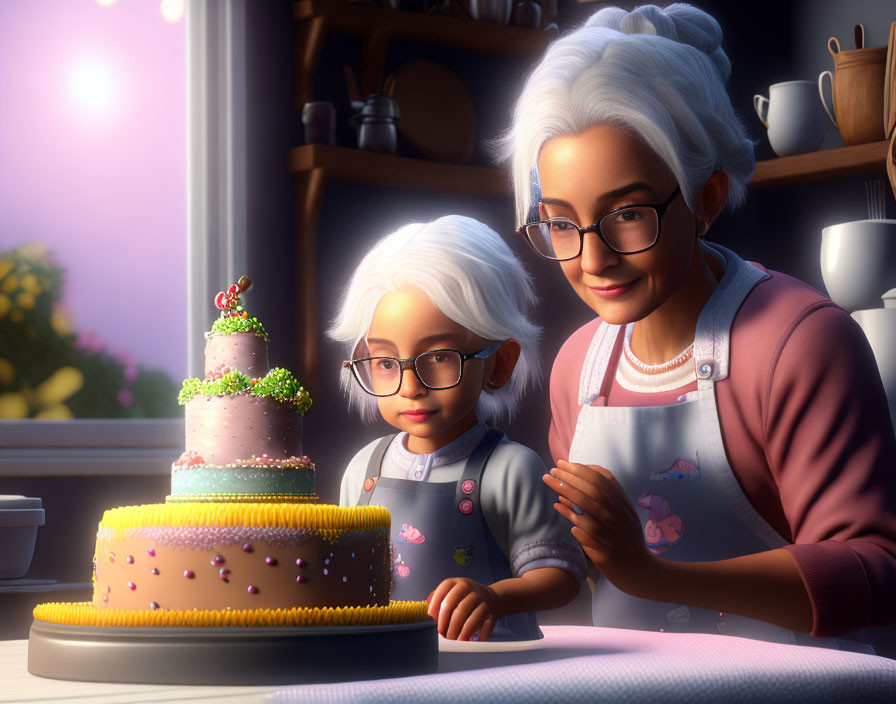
[0, 295, 10, 318]
[0, 392, 28, 418]
[9, 310, 23, 323]
[16, 291, 35, 310]
[0, 259, 13, 280]
[51, 310, 72, 336]
[0, 358, 14, 385]
[21, 273, 41, 295]
[34, 367, 84, 407]
[1, 274, 18, 293]
[15, 243, 49, 260]
[35, 403, 73, 420]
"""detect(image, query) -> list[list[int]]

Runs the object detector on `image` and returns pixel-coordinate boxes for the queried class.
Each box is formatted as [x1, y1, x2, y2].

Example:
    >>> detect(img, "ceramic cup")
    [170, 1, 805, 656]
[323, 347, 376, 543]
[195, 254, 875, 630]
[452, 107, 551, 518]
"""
[753, 81, 827, 157]
[301, 102, 337, 146]
[852, 289, 896, 430]
[820, 219, 896, 312]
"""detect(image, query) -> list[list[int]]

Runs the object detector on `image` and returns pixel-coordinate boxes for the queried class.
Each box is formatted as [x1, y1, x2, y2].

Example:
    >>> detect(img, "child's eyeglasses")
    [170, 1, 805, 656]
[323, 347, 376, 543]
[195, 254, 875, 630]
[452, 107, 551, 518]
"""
[342, 342, 503, 397]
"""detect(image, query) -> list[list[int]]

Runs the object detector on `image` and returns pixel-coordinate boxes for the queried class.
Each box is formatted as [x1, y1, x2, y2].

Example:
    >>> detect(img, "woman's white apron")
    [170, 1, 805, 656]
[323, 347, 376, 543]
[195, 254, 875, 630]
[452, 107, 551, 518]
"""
[570, 241, 869, 650]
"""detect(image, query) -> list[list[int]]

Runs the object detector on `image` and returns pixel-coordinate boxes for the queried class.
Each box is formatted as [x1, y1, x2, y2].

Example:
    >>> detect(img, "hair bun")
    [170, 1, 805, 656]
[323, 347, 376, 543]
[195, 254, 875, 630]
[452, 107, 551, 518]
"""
[585, 3, 731, 83]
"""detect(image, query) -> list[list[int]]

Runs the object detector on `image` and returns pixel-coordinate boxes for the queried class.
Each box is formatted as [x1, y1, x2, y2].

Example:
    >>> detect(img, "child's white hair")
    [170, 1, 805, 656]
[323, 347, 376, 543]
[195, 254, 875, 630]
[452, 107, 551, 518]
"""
[494, 3, 756, 226]
[328, 214, 541, 425]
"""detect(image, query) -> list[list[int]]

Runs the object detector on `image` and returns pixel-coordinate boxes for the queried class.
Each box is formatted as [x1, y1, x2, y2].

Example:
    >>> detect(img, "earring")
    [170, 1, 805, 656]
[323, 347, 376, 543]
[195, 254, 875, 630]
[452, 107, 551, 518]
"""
[698, 220, 709, 236]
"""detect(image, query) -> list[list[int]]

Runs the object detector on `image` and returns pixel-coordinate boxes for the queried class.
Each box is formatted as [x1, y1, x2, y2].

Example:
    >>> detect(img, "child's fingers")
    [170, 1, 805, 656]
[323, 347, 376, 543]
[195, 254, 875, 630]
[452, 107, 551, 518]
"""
[457, 601, 491, 641]
[478, 614, 497, 642]
[437, 582, 469, 636]
[445, 591, 483, 641]
[427, 579, 456, 621]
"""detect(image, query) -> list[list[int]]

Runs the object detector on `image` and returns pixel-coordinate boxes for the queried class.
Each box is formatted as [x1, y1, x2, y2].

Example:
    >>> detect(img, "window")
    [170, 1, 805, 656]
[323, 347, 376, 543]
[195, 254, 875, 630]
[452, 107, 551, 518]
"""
[0, 0, 186, 421]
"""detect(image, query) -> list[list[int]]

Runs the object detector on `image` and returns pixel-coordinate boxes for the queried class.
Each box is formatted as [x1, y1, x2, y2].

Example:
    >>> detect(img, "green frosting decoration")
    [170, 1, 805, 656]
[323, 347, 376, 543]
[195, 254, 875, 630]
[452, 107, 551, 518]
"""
[210, 314, 268, 339]
[178, 367, 312, 412]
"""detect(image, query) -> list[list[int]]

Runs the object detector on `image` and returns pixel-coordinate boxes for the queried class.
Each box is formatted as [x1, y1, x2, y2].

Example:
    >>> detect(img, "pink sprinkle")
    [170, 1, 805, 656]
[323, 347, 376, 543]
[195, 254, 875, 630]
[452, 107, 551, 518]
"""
[219, 568, 230, 582]
[126, 555, 134, 564]
[102, 594, 108, 603]
[151, 568, 160, 575]
[296, 575, 305, 584]
[248, 585, 259, 594]
[150, 602, 160, 610]
[107, 552, 115, 563]
[128, 582, 136, 590]
[147, 548, 156, 557]
[242, 543, 253, 552]
[212, 555, 224, 565]
[184, 570, 195, 579]
[295, 558, 304, 567]
[265, 556, 277, 566]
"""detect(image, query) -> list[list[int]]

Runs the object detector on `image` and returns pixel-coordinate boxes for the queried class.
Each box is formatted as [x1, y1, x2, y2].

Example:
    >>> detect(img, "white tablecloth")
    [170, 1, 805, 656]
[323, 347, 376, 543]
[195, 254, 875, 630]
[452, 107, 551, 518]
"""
[5, 625, 896, 703]
[269, 626, 896, 703]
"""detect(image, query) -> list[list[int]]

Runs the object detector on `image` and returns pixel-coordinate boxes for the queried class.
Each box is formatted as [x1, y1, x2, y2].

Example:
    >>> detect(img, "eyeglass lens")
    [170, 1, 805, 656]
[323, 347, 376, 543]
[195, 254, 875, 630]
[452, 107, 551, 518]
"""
[353, 350, 463, 395]
[525, 207, 660, 258]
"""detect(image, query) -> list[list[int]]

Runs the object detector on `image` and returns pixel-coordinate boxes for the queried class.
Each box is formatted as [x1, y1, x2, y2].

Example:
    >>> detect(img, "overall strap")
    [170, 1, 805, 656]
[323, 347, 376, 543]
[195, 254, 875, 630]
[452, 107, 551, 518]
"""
[453, 427, 505, 515]
[356, 434, 397, 506]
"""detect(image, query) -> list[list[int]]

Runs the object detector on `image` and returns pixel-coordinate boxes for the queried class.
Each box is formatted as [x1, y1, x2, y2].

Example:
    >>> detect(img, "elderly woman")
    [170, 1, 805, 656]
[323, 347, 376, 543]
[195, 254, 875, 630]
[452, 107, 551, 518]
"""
[499, 3, 896, 651]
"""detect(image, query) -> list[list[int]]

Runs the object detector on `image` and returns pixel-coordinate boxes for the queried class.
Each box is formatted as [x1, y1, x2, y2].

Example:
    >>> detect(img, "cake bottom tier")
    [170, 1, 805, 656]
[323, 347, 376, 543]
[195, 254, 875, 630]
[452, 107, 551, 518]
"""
[93, 503, 392, 612]
[28, 605, 436, 685]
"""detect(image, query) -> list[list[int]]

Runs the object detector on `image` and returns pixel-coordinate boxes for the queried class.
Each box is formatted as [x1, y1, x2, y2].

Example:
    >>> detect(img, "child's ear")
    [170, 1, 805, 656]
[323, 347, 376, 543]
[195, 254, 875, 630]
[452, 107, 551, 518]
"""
[484, 339, 521, 391]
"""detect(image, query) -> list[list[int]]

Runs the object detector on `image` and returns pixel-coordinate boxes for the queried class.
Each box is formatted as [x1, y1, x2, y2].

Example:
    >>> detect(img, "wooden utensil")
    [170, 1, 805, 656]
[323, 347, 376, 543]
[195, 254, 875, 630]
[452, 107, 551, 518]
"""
[885, 20, 896, 139]
[392, 59, 477, 164]
[887, 129, 896, 205]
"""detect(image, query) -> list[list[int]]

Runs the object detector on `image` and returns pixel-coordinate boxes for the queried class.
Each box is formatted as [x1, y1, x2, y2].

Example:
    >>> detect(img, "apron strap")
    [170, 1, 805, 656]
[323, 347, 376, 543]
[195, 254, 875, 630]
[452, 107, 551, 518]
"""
[356, 434, 397, 506]
[454, 427, 505, 513]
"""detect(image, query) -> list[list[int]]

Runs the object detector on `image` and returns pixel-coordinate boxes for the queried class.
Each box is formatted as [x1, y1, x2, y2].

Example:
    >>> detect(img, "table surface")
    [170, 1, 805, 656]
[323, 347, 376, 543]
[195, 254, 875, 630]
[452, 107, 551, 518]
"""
[5, 625, 896, 704]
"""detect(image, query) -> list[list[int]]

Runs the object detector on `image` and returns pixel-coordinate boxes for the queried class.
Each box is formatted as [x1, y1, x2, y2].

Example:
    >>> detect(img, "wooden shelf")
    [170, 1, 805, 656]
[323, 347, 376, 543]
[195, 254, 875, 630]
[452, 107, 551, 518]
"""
[750, 140, 889, 188]
[289, 144, 510, 196]
[293, 0, 553, 104]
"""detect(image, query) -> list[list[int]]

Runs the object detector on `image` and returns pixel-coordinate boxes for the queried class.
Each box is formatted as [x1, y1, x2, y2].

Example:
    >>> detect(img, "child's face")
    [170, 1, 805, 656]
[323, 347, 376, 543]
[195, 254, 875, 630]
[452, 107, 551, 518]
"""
[364, 285, 493, 454]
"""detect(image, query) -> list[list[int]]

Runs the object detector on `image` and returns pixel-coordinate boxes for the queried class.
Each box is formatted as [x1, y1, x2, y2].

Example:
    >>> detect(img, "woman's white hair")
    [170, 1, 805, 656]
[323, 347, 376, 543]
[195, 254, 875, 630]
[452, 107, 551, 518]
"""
[327, 215, 541, 425]
[494, 3, 756, 226]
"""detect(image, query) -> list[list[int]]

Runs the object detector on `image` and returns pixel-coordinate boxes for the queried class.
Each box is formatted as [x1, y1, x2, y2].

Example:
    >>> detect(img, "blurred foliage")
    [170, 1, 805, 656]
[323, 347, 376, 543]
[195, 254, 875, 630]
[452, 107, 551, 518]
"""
[0, 243, 178, 419]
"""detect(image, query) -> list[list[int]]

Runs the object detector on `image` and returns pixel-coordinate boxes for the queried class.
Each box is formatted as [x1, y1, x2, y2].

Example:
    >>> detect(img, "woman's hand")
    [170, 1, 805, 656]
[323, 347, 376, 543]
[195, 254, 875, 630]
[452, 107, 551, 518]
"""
[427, 577, 502, 641]
[543, 459, 658, 596]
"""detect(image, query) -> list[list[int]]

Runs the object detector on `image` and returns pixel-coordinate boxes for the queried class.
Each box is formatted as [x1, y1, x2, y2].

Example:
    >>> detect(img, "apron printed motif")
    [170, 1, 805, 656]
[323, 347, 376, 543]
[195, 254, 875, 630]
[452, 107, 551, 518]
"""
[666, 605, 691, 624]
[452, 545, 475, 565]
[650, 457, 700, 480]
[399, 523, 425, 543]
[638, 493, 685, 553]
[357, 428, 542, 641]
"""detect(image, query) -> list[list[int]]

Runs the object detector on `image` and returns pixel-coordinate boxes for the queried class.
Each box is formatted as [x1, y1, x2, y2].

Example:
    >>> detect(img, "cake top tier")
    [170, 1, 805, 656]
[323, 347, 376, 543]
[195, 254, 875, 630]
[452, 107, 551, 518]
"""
[207, 275, 268, 341]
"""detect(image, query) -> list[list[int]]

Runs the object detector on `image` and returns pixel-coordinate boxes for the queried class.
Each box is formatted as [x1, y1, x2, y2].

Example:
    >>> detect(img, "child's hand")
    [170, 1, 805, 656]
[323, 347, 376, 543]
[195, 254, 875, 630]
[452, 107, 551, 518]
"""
[426, 577, 502, 641]
[543, 459, 658, 596]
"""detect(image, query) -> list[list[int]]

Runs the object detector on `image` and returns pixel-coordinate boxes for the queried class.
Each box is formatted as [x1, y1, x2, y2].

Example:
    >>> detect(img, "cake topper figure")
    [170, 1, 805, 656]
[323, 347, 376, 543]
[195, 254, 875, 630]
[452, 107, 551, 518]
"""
[331, 214, 587, 642]
[214, 275, 252, 318]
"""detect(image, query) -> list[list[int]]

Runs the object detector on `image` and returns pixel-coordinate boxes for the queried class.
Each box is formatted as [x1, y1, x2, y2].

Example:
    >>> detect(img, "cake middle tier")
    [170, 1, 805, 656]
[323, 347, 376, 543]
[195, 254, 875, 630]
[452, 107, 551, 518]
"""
[185, 393, 302, 466]
[93, 503, 392, 612]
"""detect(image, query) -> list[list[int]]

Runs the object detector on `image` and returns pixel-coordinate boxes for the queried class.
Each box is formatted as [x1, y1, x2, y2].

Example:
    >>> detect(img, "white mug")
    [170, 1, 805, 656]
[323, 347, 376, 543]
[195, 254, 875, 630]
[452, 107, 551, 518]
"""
[753, 80, 827, 157]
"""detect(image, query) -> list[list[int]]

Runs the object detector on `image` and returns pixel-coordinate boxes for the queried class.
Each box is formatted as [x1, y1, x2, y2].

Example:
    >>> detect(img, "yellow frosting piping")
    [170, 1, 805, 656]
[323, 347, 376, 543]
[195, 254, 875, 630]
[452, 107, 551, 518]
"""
[98, 503, 390, 539]
[34, 601, 430, 628]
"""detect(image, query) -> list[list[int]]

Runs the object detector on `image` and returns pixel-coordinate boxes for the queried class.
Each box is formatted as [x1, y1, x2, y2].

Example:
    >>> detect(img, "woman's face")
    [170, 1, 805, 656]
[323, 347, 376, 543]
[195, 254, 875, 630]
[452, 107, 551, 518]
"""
[363, 285, 491, 454]
[535, 124, 698, 324]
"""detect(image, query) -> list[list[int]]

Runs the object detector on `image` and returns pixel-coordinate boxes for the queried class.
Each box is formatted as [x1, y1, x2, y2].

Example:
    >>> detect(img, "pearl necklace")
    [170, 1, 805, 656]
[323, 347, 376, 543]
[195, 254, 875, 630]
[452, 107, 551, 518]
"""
[623, 324, 694, 376]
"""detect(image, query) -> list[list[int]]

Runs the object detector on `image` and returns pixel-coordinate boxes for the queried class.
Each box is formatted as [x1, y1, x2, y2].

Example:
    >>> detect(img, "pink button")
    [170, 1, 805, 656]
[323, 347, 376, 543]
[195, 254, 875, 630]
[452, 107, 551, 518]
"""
[461, 480, 475, 494]
[458, 499, 474, 515]
[364, 477, 376, 492]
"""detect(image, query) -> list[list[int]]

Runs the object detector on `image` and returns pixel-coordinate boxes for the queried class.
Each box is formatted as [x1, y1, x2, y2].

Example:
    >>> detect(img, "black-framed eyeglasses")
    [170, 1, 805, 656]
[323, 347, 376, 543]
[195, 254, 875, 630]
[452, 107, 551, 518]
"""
[342, 342, 503, 397]
[518, 185, 682, 261]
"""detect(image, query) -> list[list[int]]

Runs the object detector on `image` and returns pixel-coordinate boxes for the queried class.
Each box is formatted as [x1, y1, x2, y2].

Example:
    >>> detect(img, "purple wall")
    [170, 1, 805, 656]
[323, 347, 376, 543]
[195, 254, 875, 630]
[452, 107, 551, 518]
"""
[0, 0, 186, 384]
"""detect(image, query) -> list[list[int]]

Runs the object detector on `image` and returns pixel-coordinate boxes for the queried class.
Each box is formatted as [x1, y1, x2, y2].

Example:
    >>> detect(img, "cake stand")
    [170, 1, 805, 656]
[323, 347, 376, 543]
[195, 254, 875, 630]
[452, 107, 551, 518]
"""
[28, 618, 438, 685]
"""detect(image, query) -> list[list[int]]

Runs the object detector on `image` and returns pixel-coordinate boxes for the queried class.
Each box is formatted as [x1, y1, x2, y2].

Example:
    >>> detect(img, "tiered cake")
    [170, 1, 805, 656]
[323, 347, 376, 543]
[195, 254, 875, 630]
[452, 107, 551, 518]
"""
[32, 278, 428, 631]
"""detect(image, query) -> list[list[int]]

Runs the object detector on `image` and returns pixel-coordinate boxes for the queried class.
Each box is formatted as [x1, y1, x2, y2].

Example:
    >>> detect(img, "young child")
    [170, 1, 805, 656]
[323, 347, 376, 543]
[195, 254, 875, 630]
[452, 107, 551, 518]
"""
[329, 215, 586, 641]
